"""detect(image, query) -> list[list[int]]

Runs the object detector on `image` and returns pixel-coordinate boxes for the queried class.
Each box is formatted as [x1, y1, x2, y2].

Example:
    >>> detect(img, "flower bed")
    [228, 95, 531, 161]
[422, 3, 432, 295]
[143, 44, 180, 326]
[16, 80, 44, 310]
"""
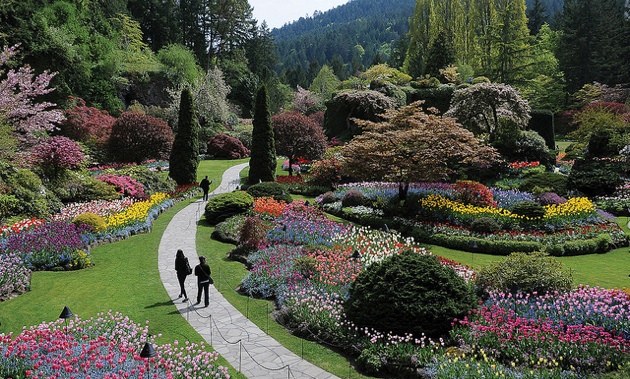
[0, 310, 230, 379]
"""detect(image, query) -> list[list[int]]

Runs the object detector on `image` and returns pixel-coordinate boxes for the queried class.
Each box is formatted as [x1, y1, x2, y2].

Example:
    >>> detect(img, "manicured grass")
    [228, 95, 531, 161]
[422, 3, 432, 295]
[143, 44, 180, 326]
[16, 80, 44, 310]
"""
[556, 140, 573, 153]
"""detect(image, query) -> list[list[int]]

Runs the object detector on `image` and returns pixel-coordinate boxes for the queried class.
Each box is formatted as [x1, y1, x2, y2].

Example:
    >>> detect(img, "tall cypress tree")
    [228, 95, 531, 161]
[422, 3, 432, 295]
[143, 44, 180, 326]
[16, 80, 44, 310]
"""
[248, 85, 276, 183]
[169, 88, 199, 185]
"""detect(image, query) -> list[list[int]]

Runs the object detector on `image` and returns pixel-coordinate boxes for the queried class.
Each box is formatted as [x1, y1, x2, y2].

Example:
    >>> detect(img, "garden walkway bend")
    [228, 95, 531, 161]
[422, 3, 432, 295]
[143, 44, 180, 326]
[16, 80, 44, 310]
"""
[158, 163, 340, 379]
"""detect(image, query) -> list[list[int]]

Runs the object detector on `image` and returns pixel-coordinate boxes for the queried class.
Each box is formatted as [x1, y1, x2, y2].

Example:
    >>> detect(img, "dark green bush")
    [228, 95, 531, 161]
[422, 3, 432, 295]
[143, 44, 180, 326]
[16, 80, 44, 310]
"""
[511, 201, 546, 219]
[204, 191, 253, 225]
[469, 217, 501, 234]
[345, 251, 476, 339]
[341, 190, 365, 207]
[246, 181, 292, 203]
[568, 159, 623, 197]
[473, 251, 573, 295]
[518, 172, 568, 196]
[546, 234, 613, 256]
[422, 233, 541, 255]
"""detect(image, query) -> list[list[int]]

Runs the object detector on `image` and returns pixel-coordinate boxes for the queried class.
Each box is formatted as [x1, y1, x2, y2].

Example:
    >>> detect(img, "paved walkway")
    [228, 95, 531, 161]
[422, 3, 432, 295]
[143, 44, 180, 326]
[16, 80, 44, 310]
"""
[158, 163, 340, 379]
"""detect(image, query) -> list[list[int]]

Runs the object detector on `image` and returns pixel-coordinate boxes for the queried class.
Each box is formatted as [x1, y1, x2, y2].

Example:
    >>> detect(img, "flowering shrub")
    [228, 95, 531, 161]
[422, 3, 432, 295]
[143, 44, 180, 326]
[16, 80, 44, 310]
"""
[253, 197, 286, 217]
[0, 253, 30, 298]
[452, 180, 496, 207]
[33, 136, 84, 179]
[0, 310, 230, 379]
[1, 221, 92, 270]
[61, 96, 115, 146]
[96, 173, 147, 199]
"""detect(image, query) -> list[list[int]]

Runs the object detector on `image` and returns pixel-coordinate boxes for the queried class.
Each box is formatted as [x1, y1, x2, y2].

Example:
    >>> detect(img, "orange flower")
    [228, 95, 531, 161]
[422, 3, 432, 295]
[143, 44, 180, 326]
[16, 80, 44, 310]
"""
[253, 197, 287, 217]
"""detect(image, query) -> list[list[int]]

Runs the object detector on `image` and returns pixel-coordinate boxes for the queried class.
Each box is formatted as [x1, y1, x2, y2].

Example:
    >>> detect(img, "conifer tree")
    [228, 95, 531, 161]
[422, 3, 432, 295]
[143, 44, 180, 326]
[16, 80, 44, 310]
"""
[248, 85, 276, 183]
[169, 88, 200, 185]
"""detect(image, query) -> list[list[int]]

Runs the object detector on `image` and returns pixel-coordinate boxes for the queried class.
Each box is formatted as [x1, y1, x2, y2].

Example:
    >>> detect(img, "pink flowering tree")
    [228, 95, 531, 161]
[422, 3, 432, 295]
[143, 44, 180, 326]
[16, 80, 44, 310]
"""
[33, 135, 84, 180]
[0, 44, 64, 139]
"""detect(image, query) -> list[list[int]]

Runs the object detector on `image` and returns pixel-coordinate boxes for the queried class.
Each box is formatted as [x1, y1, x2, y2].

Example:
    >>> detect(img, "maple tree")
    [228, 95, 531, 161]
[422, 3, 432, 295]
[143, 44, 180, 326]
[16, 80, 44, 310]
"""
[61, 97, 116, 147]
[341, 101, 502, 201]
[272, 111, 327, 176]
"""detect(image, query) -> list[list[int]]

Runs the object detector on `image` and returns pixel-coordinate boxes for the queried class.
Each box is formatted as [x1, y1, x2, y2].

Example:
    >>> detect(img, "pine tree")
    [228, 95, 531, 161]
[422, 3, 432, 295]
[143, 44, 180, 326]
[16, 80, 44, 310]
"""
[425, 31, 456, 78]
[169, 88, 200, 185]
[527, 0, 548, 35]
[248, 85, 276, 183]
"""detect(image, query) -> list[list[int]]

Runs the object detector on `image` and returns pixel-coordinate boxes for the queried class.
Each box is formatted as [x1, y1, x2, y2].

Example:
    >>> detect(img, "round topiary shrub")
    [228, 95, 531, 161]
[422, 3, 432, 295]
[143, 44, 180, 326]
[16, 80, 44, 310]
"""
[72, 212, 106, 233]
[204, 191, 254, 225]
[511, 201, 546, 219]
[246, 182, 292, 203]
[341, 190, 365, 207]
[469, 217, 501, 234]
[453, 180, 495, 207]
[345, 251, 476, 338]
[108, 111, 174, 163]
[473, 251, 573, 295]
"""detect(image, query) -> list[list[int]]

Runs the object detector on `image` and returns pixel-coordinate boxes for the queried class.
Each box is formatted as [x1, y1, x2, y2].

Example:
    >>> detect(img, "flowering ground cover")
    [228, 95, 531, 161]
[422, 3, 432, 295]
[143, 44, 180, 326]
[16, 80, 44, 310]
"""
[235, 196, 630, 377]
[0, 310, 230, 379]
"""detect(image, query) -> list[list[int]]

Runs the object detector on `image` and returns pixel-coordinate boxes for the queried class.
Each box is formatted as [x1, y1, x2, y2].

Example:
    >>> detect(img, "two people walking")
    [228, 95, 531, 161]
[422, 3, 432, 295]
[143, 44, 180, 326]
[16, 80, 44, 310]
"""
[175, 250, 212, 307]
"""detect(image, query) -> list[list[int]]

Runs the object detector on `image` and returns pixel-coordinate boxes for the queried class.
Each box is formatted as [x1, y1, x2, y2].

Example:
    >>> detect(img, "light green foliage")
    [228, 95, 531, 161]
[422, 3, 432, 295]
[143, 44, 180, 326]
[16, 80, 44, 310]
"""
[157, 44, 201, 86]
[474, 251, 573, 295]
[72, 212, 106, 232]
[568, 108, 626, 144]
[309, 65, 341, 102]
[360, 64, 412, 85]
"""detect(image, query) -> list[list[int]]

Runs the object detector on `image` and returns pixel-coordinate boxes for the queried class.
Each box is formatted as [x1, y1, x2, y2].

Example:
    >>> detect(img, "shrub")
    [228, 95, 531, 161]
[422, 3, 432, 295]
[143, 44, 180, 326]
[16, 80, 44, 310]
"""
[293, 256, 317, 279]
[472, 76, 491, 84]
[204, 191, 253, 225]
[308, 158, 342, 187]
[34, 136, 85, 180]
[536, 192, 567, 206]
[318, 191, 337, 204]
[341, 189, 365, 207]
[108, 111, 174, 163]
[469, 217, 501, 234]
[169, 88, 199, 185]
[518, 172, 568, 196]
[511, 201, 546, 219]
[211, 214, 245, 244]
[239, 215, 269, 250]
[207, 133, 250, 159]
[246, 182, 292, 203]
[52, 171, 119, 203]
[345, 251, 476, 338]
[452, 180, 495, 207]
[96, 174, 146, 199]
[116, 165, 175, 195]
[72, 212, 106, 232]
[568, 159, 623, 197]
[473, 251, 573, 295]
[61, 97, 115, 147]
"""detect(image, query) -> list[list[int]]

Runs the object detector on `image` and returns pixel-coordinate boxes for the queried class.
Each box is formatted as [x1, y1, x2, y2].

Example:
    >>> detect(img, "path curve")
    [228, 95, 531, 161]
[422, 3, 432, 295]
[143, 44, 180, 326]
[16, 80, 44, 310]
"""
[158, 163, 340, 379]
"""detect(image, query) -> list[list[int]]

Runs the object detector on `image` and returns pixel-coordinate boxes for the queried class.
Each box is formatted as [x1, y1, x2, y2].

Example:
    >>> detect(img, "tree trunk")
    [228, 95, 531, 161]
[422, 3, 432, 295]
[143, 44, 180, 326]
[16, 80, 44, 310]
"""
[398, 182, 409, 202]
[288, 156, 294, 176]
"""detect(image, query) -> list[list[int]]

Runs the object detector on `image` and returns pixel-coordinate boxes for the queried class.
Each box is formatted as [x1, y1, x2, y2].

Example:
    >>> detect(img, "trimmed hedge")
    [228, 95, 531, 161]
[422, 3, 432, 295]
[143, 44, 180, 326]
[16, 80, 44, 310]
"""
[246, 182, 292, 203]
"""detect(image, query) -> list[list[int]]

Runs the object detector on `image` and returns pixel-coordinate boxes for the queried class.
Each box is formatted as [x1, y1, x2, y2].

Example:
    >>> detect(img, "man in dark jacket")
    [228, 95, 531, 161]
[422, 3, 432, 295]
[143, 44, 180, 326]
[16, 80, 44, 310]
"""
[194, 256, 212, 307]
[199, 176, 212, 201]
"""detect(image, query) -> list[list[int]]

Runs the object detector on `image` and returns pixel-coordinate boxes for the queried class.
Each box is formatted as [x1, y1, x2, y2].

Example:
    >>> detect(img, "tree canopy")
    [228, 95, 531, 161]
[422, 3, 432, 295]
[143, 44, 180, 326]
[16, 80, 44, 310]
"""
[272, 111, 327, 175]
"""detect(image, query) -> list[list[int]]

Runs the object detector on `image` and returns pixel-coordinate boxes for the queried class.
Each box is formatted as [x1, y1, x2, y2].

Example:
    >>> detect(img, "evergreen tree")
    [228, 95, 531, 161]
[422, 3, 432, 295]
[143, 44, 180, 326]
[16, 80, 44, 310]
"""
[169, 88, 200, 185]
[488, 0, 532, 83]
[527, 0, 548, 35]
[425, 31, 456, 78]
[248, 85, 276, 183]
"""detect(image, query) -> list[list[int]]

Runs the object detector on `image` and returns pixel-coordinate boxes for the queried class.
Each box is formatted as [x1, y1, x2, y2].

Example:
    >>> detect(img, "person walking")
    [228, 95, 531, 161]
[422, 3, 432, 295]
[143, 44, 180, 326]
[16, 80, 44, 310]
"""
[194, 256, 212, 307]
[199, 176, 212, 201]
[174, 249, 191, 302]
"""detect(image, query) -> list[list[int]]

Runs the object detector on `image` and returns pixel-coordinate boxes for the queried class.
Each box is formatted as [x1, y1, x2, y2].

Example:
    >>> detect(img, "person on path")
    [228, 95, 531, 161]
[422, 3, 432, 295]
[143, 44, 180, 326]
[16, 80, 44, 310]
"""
[174, 249, 191, 302]
[194, 256, 212, 307]
[199, 176, 212, 201]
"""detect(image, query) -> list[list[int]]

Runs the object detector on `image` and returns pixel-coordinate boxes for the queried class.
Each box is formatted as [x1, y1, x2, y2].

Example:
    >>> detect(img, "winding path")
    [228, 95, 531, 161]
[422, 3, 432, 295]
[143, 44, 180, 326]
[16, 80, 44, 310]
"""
[158, 163, 340, 379]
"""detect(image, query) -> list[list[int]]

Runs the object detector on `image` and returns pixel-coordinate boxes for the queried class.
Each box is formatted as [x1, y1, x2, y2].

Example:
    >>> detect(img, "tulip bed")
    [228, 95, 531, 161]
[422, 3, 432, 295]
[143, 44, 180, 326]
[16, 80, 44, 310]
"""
[236, 197, 630, 377]
[0, 310, 230, 379]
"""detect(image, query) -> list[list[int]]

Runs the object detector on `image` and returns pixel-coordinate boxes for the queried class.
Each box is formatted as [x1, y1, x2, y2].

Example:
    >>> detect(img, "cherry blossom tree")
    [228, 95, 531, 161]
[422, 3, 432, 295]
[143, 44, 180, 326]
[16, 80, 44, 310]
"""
[0, 44, 64, 138]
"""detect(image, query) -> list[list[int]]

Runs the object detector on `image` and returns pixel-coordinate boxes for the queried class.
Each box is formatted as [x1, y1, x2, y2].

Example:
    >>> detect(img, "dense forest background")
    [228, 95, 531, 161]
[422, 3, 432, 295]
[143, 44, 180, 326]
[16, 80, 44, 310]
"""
[1, 0, 629, 119]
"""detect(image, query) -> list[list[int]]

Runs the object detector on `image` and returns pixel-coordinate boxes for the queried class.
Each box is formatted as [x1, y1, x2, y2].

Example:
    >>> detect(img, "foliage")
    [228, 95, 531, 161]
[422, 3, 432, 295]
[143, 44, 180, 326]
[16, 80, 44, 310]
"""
[445, 83, 532, 139]
[51, 171, 120, 203]
[323, 90, 396, 140]
[246, 182, 292, 203]
[71, 212, 106, 233]
[341, 102, 502, 200]
[108, 111, 174, 163]
[211, 214, 245, 244]
[113, 165, 175, 195]
[248, 85, 276, 183]
[33, 136, 85, 180]
[341, 190, 366, 207]
[1, 167, 58, 219]
[61, 97, 115, 148]
[474, 251, 573, 295]
[567, 159, 624, 197]
[452, 181, 495, 207]
[360, 64, 412, 85]
[272, 111, 327, 175]
[345, 251, 476, 338]
[239, 215, 269, 250]
[518, 172, 568, 196]
[469, 217, 502, 234]
[169, 88, 199, 185]
[536, 192, 567, 206]
[0, 44, 65, 137]
[307, 158, 343, 188]
[568, 106, 626, 144]
[309, 65, 341, 104]
[96, 174, 146, 199]
[156, 44, 200, 86]
[204, 190, 253, 225]
[207, 133, 250, 159]
[493, 121, 553, 165]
